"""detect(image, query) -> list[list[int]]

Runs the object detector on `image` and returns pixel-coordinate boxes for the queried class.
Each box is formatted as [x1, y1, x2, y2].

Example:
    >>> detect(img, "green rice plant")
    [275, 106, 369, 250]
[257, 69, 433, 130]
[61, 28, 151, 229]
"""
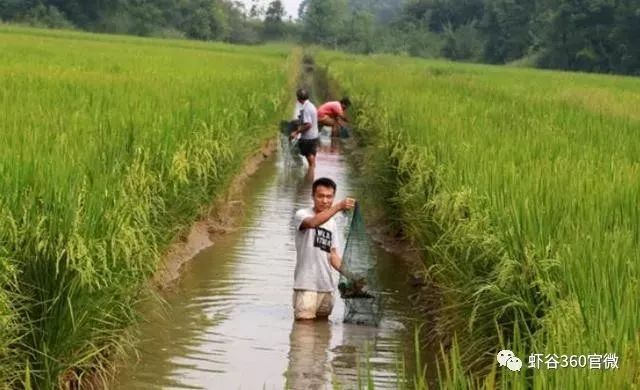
[0, 25, 295, 387]
[317, 50, 640, 388]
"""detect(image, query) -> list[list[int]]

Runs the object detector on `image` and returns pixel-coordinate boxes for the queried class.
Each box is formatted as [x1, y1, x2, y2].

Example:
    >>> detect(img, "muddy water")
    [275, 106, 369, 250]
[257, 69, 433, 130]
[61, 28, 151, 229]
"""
[115, 133, 422, 389]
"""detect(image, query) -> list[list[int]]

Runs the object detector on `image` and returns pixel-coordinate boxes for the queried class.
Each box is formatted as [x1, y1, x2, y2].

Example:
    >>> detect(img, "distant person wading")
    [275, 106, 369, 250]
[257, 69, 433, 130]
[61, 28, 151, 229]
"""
[290, 88, 319, 175]
[318, 97, 350, 137]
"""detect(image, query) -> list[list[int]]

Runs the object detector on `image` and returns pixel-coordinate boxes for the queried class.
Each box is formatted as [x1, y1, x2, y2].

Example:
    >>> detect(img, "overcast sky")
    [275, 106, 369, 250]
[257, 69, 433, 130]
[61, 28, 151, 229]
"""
[236, 0, 302, 20]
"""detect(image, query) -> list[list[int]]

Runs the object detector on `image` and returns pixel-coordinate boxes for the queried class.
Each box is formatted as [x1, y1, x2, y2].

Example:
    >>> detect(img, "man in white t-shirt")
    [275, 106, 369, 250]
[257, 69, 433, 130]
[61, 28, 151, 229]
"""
[292, 177, 356, 320]
[290, 88, 319, 172]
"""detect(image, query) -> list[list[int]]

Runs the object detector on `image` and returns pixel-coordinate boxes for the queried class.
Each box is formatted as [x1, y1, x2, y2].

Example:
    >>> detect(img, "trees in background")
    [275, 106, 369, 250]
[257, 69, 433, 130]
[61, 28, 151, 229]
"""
[301, 0, 408, 54]
[393, 0, 640, 75]
[0, 0, 294, 44]
[1, 0, 639, 75]
[263, 0, 284, 39]
[481, 0, 535, 64]
[301, 0, 349, 47]
[535, 0, 640, 74]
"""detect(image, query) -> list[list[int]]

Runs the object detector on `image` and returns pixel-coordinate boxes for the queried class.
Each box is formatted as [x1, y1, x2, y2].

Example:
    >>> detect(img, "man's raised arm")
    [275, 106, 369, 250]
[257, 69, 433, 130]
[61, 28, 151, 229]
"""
[299, 198, 355, 230]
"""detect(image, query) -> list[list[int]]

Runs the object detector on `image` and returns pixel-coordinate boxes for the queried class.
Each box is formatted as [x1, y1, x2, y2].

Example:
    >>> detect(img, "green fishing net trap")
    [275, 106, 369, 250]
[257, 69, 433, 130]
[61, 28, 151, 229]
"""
[339, 203, 383, 326]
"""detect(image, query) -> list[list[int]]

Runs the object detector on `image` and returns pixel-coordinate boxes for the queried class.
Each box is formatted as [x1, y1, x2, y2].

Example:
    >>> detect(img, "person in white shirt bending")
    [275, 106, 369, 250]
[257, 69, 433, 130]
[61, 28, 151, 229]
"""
[290, 88, 319, 174]
[292, 177, 356, 321]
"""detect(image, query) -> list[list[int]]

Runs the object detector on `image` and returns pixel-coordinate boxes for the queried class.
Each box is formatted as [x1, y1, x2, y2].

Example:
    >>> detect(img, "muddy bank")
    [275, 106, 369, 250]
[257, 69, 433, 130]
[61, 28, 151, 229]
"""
[73, 139, 281, 389]
[153, 138, 278, 289]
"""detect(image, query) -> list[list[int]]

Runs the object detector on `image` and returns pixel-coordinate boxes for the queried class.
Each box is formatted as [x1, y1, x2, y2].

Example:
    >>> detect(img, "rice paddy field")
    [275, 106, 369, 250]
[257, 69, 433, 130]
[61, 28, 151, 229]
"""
[317, 51, 640, 388]
[2, 22, 639, 390]
[0, 25, 294, 388]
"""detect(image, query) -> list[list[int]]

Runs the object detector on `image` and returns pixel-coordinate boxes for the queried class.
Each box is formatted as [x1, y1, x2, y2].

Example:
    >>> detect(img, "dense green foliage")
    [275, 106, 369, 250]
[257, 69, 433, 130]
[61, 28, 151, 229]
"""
[0, 25, 293, 388]
[318, 49, 640, 388]
[0, 0, 296, 43]
[300, 0, 640, 75]
[299, 0, 640, 74]
[2, 0, 639, 74]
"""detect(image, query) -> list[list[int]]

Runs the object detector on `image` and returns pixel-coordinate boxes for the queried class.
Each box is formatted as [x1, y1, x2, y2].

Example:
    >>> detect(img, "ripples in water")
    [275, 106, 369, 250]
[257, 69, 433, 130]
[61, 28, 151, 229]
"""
[116, 134, 418, 389]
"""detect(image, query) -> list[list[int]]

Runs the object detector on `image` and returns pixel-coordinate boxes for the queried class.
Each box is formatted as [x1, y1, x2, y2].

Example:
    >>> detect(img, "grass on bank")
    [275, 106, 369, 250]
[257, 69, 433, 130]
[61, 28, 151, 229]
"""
[317, 50, 640, 388]
[0, 25, 296, 388]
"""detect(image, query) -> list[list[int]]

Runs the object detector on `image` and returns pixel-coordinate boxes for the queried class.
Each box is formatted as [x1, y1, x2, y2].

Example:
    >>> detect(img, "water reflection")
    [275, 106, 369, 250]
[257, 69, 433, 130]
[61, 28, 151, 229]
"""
[286, 320, 333, 390]
[114, 132, 420, 389]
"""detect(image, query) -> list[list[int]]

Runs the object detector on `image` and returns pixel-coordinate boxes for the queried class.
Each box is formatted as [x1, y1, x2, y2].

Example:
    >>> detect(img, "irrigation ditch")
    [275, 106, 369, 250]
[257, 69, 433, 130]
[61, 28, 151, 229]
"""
[110, 54, 438, 389]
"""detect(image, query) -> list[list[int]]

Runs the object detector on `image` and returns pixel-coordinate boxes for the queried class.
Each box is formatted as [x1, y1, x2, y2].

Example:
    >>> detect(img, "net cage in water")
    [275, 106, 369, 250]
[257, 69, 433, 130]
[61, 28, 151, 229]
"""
[339, 203, 383, 326]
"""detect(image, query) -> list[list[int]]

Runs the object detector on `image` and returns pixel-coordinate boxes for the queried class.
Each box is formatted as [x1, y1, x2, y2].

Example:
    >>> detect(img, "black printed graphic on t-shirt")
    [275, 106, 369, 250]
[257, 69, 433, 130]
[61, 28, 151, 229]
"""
[314, 227, 332, 253]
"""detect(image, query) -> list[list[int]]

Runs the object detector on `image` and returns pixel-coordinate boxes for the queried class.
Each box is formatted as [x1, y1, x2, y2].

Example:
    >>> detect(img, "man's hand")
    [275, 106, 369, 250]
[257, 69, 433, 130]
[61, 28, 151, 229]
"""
[294, 122, 311, 139]
[340, 197, 356, 211]
[300, 197, 355, 230]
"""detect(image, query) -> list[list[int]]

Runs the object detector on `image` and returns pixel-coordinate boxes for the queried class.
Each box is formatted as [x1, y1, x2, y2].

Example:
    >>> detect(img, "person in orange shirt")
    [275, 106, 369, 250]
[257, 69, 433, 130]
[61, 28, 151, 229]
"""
[317, 97, 351, 137]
